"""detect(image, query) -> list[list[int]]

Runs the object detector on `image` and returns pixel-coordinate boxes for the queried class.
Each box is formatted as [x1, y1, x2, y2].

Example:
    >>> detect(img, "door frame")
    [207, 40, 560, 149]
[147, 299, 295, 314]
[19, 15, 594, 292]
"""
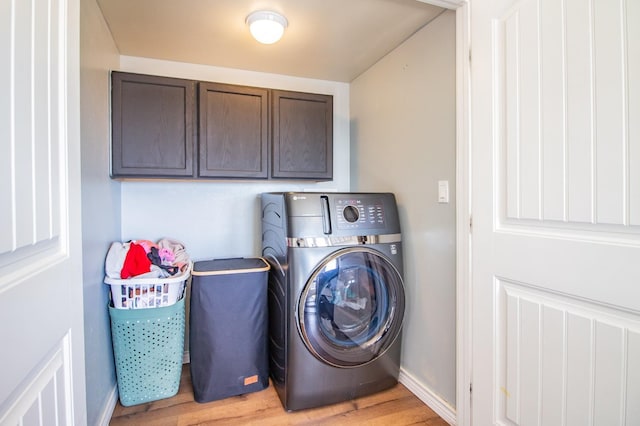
[453, 2, 471, 426]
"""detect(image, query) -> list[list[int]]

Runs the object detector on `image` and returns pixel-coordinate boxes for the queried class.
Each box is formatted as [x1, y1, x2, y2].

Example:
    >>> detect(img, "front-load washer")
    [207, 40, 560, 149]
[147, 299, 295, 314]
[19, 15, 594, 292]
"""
[261, 192, 405, 411]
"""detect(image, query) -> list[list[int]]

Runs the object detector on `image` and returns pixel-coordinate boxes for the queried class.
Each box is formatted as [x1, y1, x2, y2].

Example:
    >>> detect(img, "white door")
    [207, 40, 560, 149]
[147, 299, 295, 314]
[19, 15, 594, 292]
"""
[0, 0, 86, 424]
[471, 0, 640, 424]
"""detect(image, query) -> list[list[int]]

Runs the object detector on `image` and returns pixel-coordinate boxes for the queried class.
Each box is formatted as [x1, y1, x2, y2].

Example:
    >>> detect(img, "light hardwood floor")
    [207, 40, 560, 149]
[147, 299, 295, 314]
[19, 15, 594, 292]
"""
[110, 365, 449, 425]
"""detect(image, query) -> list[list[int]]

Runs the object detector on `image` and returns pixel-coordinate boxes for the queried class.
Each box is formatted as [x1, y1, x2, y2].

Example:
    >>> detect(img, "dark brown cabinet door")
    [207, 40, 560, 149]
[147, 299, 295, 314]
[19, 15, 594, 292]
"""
[272, 90, 333, 180]
[111, 72, 196, 177]
[199, 82, 268, 178]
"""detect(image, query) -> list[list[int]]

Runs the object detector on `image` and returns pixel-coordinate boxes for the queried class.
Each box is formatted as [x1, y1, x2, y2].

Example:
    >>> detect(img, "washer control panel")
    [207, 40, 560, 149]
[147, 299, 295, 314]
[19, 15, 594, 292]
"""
[336, 197, 385, 229]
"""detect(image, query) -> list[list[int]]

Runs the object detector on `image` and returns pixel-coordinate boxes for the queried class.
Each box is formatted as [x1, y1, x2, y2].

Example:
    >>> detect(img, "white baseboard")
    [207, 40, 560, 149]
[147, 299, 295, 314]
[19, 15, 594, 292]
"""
[398, 368, 457, 425]
[97, 384, 118, 426]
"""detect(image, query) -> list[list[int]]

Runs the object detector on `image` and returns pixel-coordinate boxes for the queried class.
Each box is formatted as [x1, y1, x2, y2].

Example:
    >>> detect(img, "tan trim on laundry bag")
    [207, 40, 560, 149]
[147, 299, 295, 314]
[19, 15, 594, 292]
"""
[191, 257, 271, 276]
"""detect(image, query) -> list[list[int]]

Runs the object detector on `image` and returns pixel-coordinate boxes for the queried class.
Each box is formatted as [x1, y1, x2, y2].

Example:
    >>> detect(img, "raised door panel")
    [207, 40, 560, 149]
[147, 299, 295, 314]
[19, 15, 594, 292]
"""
[111, 72, 196, 177]
[272, 90, 333, 180]
[500, 0, 640, 230]
[198, 82, 268, 178]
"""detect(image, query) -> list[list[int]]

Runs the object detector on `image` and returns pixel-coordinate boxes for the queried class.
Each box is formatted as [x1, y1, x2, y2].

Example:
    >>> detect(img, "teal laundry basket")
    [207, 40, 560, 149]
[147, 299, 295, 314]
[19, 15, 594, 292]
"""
[109, 297, 185, 406]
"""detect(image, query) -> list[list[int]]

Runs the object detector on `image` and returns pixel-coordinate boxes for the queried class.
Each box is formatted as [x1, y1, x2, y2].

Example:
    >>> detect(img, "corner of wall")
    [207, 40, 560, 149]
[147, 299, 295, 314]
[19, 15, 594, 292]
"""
[349, 9, 457, 406]
[80, 0, 121, 424]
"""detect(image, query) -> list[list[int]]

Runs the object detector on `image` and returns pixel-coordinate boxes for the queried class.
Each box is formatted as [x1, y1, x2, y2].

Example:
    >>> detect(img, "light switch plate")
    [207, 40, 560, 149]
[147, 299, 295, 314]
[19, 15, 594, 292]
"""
[438, 180, 449, 203]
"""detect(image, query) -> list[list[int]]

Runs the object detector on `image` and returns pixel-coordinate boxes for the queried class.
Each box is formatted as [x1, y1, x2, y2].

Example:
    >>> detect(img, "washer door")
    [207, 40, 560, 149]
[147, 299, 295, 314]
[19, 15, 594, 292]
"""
[297, 247, 405, 367]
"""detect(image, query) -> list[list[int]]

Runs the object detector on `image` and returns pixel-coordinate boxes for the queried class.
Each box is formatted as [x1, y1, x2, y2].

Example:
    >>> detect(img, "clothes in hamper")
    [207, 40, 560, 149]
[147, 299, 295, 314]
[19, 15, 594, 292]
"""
[105, 238, 188, 280]
[120, 243, 152, 279]
[105, 242, 130, 279]
[158, 238, 189, 269]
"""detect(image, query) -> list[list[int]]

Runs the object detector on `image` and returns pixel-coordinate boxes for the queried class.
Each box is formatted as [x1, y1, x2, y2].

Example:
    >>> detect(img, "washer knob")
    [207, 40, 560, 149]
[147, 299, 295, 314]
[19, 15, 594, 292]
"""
[343, 205, 359, 223]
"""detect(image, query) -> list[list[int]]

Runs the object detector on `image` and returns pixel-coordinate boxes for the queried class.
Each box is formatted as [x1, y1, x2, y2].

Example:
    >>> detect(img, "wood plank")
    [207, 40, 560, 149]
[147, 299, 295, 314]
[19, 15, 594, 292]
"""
[110, 365, 449, 425]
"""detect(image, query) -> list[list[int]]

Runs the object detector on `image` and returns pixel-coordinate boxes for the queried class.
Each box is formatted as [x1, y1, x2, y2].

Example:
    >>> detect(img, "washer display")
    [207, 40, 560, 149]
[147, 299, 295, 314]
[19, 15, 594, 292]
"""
[335, 196, 387, 230]
[261, 192, 405, 411]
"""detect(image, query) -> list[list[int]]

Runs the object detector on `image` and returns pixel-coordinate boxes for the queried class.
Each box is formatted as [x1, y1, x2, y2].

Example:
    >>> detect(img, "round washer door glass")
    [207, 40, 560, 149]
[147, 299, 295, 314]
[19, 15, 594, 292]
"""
[297, 247, 405, 367]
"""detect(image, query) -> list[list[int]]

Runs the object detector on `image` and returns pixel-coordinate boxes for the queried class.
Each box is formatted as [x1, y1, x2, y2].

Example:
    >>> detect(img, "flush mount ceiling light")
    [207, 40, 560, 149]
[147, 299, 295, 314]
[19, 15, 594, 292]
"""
[246, 10, 288, 44]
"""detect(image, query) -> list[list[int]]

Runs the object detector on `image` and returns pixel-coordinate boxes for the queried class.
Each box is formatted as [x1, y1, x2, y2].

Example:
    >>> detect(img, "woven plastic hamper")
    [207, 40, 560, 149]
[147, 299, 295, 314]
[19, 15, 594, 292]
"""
[109, 297, 185, 406]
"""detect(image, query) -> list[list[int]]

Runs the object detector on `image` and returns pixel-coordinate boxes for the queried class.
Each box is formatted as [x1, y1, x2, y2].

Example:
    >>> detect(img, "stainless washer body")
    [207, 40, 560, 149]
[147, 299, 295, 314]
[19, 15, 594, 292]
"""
[261, 192, 405, 411]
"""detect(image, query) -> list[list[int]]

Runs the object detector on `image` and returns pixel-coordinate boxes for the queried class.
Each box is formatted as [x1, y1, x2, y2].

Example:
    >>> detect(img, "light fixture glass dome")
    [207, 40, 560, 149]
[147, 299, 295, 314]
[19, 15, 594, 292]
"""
[246, 11, 288, 44]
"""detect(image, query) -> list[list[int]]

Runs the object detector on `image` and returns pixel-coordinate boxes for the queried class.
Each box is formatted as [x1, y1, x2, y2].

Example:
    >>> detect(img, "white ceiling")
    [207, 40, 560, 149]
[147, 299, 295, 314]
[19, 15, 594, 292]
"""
[96, 0, 445, 82]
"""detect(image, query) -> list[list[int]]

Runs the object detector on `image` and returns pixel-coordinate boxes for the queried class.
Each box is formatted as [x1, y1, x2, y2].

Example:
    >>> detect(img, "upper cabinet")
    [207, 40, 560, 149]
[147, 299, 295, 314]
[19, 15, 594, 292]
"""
[111, 72, 196, 178]
[198, 82, 269, 179]
[272, 90, 333, 180]
[110, 71, 333, 181]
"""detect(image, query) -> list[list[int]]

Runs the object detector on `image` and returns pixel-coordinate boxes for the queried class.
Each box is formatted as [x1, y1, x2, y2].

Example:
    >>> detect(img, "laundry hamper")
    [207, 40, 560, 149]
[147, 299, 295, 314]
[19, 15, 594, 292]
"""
[105, 265, 191, 309]
[109, 297, 185, 406]
[189, 257, 270, 403]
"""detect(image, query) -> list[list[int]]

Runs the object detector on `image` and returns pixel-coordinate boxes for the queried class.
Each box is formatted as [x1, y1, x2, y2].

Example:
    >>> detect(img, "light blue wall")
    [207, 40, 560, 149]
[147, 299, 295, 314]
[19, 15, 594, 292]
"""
[114, 60, 351, 363]
[117, 56, 351, 260]
[77, 19, 350, 421]
[80, 0, 120, 423]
